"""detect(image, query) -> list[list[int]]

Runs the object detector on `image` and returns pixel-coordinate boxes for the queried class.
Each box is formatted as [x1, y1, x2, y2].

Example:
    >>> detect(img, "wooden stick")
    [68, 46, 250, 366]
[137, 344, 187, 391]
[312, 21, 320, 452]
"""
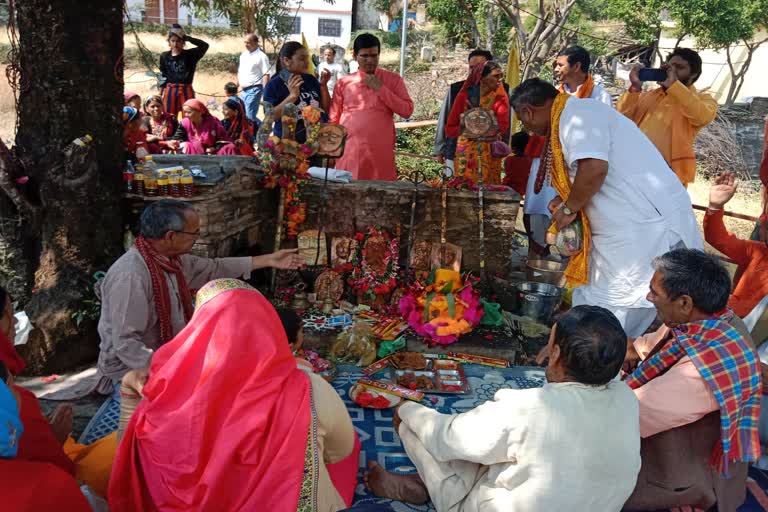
[270, 187, 287, 293]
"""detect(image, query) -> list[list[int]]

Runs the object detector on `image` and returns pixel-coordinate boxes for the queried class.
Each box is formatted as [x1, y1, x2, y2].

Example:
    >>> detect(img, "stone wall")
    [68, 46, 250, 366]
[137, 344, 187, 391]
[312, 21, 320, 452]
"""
[301, 179, 522, 275]
[125, 156, 279, 258]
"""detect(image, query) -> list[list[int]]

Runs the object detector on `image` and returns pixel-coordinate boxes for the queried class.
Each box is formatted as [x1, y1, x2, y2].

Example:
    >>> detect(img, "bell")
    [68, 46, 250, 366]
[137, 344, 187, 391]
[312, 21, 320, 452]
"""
[322, 298, 334, 315]
[291, 292, 310, 311]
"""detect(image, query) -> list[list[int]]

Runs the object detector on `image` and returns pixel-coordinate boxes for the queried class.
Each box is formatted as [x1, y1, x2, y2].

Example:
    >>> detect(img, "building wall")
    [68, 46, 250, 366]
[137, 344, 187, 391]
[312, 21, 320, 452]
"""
[125, 0, 231, 27]
[285, 0, 354, 50]
[657, 29, 768, 105]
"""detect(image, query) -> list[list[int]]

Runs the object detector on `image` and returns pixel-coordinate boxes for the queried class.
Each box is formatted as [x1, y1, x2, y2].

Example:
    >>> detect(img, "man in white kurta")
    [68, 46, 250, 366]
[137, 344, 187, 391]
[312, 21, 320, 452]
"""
[365, 306, 641, 511]
[511, 79, 702, 337]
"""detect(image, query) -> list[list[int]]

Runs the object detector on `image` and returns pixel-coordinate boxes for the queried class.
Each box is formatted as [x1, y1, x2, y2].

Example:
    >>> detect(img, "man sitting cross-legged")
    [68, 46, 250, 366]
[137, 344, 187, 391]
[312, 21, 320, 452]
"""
[623, 248, 762, 511]
[365, 305, 641, 512]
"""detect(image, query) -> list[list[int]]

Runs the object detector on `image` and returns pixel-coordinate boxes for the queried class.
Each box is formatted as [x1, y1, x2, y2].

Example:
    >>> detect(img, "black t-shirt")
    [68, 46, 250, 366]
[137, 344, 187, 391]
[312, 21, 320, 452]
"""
[159, 36, 209, 85]
[263, 72, 326, 143]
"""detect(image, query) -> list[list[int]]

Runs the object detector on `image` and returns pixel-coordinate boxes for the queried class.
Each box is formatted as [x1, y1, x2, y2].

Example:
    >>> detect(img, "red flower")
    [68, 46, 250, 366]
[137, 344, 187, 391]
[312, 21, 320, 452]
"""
[372, 395, 391, 409]
[355, 391, 374, 407]
[484, 334, 494, 340]
[354, 233, 365, 241]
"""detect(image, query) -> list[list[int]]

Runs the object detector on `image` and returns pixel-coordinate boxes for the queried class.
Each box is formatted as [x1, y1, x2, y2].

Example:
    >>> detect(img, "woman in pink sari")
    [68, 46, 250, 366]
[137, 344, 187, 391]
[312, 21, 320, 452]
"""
[108, 279, 360, 512]
[167, 99, 236, 155]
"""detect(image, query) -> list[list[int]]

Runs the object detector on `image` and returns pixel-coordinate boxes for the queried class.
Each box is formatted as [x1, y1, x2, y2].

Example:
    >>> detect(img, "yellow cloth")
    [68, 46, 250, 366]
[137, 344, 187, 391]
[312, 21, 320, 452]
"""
[547, 93, 592, 288]
[506, 36, 521, 139]
[616, 81, 717, 186]
[63, 432, 118, 498]
[455, 84, 504, 185]
[302, 33, 316, 76]
[559, 74, 594, 99]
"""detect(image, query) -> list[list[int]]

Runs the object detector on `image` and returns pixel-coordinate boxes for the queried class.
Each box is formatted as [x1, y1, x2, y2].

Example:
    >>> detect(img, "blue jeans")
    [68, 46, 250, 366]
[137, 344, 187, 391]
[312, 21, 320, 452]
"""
[241, 85, 264, 122]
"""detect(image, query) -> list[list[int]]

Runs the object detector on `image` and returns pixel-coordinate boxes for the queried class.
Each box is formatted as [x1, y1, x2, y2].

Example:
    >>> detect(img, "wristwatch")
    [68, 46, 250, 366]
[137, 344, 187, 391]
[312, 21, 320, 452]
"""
[561, 203, 575, 216]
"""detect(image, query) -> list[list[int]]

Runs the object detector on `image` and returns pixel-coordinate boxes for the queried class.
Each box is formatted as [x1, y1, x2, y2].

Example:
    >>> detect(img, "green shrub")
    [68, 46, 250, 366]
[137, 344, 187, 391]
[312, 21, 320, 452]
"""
[396, 126, 444, 180]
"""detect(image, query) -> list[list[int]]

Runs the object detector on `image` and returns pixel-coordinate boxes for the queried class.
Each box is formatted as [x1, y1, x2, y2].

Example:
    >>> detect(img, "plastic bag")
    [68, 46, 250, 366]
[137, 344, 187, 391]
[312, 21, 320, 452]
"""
[329, 321, 378, 367]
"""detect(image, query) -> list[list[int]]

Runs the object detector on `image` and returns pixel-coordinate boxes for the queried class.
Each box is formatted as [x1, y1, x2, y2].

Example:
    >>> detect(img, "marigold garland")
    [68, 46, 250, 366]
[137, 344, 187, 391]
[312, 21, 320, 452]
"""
[258, 106, 324, 237]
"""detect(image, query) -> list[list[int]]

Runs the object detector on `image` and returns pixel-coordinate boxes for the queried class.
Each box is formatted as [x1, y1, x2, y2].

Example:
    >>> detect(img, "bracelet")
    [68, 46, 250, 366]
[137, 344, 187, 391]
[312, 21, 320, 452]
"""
[706, 206, 722, 212]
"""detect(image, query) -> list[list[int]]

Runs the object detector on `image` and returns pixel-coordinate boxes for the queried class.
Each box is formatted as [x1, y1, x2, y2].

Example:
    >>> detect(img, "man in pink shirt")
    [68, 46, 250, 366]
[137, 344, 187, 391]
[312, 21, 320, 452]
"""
[623, 248, 761, 511]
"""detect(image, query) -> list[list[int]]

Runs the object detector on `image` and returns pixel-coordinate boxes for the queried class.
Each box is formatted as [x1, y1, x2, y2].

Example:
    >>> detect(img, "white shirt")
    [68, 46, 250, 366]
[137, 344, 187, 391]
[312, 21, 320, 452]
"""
[563, 80, 613, 107]
[237, 48, 271, 89]
[523, 158, 557, 216]
[317, 61, 347, 95]
[399, 381, 641, 512]
[558, 98, 703, 308]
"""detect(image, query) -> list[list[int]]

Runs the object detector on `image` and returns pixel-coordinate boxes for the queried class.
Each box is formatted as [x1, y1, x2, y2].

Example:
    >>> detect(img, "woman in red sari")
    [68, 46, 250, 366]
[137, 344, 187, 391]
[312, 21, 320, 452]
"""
[109, 279, 360, 512]
[0, 365, 93, 512]
[141, 95, 178, 154]
[221, 98, 255, 156]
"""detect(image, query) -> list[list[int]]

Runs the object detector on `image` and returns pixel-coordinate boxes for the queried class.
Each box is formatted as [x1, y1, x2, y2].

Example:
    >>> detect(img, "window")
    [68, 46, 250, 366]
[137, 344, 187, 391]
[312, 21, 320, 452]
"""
[318, 18, 342, 38]
[279, 15, 301, 35]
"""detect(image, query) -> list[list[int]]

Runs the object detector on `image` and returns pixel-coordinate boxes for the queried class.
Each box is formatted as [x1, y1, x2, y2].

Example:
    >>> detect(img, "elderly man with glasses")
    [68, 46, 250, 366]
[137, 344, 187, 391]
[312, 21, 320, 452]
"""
[95, 199, 303, 393]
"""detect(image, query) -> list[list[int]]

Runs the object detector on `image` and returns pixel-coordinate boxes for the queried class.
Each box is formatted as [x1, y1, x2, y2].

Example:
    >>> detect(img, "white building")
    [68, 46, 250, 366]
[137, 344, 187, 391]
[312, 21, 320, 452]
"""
[125, 0, 356, 51]
[280, 0, 354, 51]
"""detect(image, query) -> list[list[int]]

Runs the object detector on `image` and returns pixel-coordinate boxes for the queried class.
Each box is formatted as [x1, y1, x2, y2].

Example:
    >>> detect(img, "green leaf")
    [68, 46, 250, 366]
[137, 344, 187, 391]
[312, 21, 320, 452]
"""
[426, 267, 437, 286]
[439, 281, 454, 294]
[446, 293, 456, 318]
[423, 292, 436, 323]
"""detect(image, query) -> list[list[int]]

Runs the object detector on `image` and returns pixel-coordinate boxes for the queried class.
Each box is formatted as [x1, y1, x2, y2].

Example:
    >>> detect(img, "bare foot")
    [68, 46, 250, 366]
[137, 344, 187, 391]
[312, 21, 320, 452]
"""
[49, 403, 73, 445]
[363, 460, 429, 504]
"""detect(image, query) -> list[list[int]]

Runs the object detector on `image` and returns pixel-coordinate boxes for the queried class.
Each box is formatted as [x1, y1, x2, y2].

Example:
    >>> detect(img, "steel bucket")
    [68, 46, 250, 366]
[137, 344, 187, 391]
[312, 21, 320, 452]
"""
[525, 258, 567, 288]
[512, 281, 563, 324]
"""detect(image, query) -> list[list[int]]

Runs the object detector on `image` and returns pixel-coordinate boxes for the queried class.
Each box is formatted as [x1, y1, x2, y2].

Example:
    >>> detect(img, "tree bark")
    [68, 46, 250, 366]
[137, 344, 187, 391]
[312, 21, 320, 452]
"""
[6, 0, 124, 373]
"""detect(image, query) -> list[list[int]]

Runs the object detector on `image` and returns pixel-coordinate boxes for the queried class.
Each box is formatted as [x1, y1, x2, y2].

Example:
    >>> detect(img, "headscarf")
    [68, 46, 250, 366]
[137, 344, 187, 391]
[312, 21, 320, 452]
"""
[109, 279, 317, 512]
[124, 91, 140, 104]
[122, 106, 140, 124]
[183, 98, 210, 117]
[0, 378, 22, 458]
[223, 98, 246, 141]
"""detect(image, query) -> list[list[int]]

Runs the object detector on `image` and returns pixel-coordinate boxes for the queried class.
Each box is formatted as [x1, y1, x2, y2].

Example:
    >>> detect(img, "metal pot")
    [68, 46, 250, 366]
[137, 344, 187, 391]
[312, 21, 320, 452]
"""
[512, 281, 562, 324]
[525, 258, 567, 288]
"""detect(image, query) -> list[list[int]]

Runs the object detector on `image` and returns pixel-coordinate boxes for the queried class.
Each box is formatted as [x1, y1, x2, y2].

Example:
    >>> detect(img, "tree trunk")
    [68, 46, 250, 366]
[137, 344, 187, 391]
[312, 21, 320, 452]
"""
[6, 0, 124, 373]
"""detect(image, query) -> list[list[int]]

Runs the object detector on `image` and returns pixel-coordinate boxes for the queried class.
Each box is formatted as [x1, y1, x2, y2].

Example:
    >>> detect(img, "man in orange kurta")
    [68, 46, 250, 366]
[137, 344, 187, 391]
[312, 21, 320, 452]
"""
[617, 48, 717, 187]
[329, 33, 414, 181]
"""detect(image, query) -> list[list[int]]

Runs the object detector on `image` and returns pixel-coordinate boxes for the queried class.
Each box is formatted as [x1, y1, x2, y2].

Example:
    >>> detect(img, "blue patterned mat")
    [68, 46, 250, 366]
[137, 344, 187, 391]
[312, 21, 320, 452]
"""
[77, 365, 768, 511]
[334, 363, 546, 510]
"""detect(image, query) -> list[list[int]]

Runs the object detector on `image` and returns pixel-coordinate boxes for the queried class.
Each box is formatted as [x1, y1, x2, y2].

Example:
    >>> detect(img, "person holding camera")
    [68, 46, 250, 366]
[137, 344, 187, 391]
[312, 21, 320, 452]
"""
[617, 48, 717, 187]
[159, 24, 209, 118]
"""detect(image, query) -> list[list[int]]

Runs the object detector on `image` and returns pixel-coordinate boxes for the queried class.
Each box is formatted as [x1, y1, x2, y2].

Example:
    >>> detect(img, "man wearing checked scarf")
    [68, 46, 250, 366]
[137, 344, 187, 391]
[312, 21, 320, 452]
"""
[623, 248, 762, 511]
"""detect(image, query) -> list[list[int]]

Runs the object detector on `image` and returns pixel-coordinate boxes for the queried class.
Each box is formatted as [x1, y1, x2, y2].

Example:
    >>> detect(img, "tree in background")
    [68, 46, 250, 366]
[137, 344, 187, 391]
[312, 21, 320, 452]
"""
[607, 0, 768, 105]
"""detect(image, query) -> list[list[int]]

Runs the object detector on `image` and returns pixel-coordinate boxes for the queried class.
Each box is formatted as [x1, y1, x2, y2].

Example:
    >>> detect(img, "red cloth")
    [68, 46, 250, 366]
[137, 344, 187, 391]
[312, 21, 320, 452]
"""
[134, 236, 194, 344]
[0, 459, 91, 512]
[0, 331, 75, 476]
[124, 127, 147, 156]
[109, 287, 314, 512]
[704, 209, 768, 317]
[445, 75, 509, 140]
[502, 155, 533, 196]
[525, 135, 546, 158]
[326, 432, 361, 507]
[759, 116, 768, 188]
[183, 98, 210, 116]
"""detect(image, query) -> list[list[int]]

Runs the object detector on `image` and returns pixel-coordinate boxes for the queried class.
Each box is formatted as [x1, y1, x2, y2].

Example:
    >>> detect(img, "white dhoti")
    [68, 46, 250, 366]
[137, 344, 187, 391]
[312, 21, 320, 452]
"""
[399, 423, 485, 512]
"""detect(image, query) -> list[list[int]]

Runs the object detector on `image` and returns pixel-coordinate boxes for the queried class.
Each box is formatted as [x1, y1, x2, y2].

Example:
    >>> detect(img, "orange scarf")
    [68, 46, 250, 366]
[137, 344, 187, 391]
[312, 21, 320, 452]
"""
[559, 74, 594, 99]
[547, 93, 592, 287]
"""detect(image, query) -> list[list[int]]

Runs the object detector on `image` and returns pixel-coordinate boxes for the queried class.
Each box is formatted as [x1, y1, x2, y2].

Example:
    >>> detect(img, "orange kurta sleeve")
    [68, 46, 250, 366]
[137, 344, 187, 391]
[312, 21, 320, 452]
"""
[665, 81, 718, 128]
[616, 91, 642, 120]
[704, 208, 751, 266]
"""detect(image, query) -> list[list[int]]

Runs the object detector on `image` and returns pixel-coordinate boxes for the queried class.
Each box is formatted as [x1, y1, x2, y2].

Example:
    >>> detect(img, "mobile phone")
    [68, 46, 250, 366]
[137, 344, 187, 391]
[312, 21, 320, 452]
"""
[638, 68, 668, 82]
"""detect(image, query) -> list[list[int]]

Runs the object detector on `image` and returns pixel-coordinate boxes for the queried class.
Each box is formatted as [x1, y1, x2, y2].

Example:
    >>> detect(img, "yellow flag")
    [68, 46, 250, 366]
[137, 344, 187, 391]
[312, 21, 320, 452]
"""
[506, 32, 521, 140]
[302, 33, 316, 76]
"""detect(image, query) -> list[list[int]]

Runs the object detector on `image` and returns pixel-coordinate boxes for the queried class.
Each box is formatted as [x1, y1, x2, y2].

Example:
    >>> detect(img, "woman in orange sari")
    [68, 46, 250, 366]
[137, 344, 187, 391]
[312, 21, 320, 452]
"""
[109, 279, 360, 512]
[446, 61, 510, 185]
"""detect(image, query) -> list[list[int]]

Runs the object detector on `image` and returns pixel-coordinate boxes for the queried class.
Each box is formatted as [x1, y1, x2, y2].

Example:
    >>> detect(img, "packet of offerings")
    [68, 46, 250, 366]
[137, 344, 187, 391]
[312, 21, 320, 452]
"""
[357, 377, 424, 401]
[445, 352, 510, 368]
[362, 356, 391, 375]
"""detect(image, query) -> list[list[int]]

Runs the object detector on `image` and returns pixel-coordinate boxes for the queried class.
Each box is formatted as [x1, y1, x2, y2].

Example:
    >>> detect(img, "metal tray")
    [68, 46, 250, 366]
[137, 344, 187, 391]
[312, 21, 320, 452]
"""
[389, 358, 471, 395]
